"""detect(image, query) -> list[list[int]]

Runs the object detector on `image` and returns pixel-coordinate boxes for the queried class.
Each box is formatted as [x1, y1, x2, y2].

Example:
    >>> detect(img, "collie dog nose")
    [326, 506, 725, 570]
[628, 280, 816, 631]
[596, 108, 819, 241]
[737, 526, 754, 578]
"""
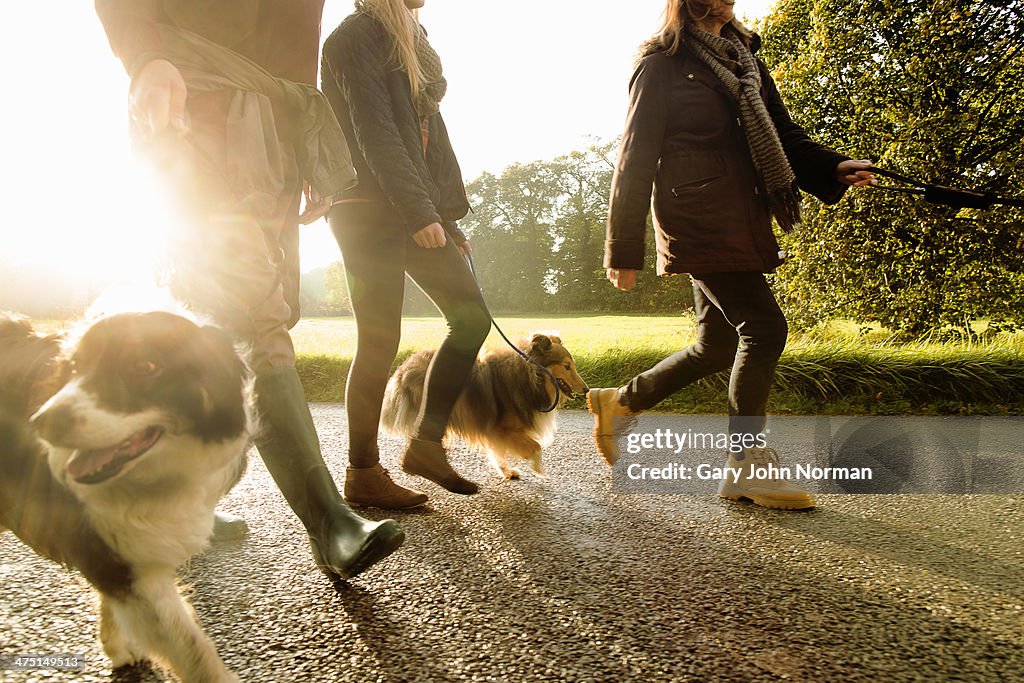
[31, 404, 77, 443]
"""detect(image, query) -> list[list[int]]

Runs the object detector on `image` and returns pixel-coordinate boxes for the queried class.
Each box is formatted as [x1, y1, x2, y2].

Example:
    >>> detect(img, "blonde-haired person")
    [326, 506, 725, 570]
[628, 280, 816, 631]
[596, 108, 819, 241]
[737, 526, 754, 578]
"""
[587, 0, 876, 509]
[322, 0, 490, 508]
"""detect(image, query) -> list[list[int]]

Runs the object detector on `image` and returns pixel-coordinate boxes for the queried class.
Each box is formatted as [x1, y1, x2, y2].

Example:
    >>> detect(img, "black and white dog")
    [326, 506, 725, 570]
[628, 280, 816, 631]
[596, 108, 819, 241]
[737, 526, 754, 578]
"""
[0, 310, 252, 683]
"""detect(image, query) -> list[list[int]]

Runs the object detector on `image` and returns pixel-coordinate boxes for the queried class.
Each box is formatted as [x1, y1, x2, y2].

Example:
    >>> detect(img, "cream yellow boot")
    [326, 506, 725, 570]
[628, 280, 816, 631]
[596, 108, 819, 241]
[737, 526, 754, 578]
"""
[718, 446, 816, 510]
[586, 388, 639, 466]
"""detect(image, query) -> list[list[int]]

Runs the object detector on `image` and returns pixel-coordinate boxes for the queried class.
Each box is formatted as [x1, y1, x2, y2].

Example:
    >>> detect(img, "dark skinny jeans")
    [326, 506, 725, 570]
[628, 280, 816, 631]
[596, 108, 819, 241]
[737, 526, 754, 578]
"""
[623, 272, 788, 441]
[329, 201, 491, 468]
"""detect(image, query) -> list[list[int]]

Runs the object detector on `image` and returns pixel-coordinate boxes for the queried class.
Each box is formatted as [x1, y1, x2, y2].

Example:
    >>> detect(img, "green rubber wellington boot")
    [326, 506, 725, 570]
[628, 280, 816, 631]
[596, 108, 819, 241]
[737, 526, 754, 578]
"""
[254, 367, 405, 580]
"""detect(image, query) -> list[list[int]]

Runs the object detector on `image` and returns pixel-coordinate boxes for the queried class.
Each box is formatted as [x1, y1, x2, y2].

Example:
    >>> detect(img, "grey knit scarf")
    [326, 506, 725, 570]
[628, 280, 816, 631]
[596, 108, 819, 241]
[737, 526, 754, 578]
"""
[684, 25, 801, 232]
[413, 23, 446, 118]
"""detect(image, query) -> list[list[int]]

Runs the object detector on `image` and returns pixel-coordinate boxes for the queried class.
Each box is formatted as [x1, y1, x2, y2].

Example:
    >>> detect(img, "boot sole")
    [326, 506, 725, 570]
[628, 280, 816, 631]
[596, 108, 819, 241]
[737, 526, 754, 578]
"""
[346, 497, 429, 511]
[719, 492, 817, 510]
[399, 460, 479, 495]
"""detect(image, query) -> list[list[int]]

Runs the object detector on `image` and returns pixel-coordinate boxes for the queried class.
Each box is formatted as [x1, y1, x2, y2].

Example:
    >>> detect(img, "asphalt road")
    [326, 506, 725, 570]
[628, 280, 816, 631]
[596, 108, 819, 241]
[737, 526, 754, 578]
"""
[1, 408, 1022, 682]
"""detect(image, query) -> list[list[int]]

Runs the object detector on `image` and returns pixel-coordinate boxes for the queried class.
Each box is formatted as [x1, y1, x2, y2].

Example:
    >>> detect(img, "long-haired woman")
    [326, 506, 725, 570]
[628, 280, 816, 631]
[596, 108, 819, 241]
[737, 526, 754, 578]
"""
[587, 0, 876, 509]
[322, 0, 490, 508]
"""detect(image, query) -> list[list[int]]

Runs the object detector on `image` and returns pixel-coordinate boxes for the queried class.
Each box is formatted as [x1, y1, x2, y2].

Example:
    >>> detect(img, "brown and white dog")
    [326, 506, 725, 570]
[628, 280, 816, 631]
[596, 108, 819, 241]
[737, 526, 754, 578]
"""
[0, 311, 252, 683]
[381, 334, 589, 479]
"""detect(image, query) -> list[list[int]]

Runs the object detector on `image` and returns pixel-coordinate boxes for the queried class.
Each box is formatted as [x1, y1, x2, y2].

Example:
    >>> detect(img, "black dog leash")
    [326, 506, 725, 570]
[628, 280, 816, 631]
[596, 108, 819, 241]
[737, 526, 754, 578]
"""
[868, 166, 1024, 210]
[463, 250, 561, 413]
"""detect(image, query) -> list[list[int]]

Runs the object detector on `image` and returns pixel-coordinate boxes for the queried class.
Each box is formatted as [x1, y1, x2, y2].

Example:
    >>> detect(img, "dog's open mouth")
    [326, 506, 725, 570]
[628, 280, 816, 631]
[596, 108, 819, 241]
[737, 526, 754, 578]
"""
[557, 379, 576, 396]
[66, 426, 165, 485]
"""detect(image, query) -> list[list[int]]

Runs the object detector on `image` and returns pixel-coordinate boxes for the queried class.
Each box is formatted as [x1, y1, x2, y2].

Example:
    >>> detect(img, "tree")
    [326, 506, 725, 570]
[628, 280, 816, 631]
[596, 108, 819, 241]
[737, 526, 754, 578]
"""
[461, 162, 559, 311]
[321, 261, 351, 315]
[460, 141, 694, 315]
[758, 0, 1024, 335]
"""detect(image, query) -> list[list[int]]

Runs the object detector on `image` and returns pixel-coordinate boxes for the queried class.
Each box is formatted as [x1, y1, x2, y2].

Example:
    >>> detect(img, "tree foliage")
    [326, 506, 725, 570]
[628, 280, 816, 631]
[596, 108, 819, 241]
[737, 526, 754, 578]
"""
[461, 141, 693, 314]
[757, 0, 1024, 335]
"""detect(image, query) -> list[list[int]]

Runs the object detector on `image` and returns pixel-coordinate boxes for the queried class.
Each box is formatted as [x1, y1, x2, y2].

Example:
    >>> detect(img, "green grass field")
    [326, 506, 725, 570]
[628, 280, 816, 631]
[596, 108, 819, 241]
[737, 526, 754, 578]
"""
[292, 315, 1024, 415]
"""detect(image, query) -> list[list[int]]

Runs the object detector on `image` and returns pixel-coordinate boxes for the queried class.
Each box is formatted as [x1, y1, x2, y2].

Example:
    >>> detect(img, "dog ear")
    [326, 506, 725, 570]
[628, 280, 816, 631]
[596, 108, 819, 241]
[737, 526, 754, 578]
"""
[530, 334, 552, 352]
[547, 334, 562, 345]
[191, 325, 249, 441]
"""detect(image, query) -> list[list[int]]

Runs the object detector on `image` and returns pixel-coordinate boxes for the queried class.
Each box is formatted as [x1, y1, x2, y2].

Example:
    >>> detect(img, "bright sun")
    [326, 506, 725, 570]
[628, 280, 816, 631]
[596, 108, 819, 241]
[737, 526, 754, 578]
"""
[2, 5, 176, 291]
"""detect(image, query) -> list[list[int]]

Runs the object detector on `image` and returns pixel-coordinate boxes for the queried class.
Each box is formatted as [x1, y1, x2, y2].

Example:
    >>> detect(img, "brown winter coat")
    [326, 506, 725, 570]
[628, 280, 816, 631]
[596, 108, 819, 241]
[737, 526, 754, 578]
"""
[605, 38, 849, 275]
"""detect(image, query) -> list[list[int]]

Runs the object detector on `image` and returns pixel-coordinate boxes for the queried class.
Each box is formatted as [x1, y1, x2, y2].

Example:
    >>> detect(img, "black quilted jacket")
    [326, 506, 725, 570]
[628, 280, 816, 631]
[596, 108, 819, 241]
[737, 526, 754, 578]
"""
[321, 12, 470, 239]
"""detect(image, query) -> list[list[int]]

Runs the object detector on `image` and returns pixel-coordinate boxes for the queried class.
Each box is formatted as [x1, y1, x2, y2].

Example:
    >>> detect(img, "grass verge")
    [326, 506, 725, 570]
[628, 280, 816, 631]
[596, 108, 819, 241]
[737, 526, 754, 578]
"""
[293, 316, 1024, 415]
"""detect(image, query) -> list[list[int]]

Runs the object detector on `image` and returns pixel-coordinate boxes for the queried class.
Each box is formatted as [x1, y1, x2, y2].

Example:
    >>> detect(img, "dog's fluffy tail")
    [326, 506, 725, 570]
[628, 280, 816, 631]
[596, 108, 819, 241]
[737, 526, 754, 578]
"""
[379, 350, 435, 437]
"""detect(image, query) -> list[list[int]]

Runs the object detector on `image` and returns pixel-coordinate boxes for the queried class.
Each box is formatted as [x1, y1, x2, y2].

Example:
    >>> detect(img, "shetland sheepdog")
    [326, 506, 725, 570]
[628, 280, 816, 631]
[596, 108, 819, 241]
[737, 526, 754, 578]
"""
[381, 334, 589, 479]
[0, 311, 252, 683]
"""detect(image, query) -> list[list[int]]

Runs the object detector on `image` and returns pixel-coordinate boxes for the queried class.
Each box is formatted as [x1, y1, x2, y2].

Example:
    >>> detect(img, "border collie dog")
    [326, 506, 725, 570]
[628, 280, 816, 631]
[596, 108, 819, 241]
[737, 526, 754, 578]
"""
[0, 311, 252, 683]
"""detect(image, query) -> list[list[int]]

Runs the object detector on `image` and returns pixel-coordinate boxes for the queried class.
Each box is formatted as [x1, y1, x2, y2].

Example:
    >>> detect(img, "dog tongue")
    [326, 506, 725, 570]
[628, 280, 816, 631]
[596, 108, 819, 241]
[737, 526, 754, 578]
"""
[66, 428, 160, 482]
[67, 445, 124, 481]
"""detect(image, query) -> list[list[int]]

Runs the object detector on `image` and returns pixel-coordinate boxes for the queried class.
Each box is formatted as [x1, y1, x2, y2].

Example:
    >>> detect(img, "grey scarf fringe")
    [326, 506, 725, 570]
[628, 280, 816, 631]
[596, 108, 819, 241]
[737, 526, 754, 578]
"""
[684, 25, 802, 232]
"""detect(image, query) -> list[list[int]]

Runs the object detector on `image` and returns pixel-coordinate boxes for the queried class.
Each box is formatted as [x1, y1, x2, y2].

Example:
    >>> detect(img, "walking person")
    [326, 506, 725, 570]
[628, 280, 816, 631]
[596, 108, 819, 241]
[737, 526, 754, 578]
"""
[587, 0, 876, 509]
[322, 0, 491, 508]
[95, 0, 405, 579]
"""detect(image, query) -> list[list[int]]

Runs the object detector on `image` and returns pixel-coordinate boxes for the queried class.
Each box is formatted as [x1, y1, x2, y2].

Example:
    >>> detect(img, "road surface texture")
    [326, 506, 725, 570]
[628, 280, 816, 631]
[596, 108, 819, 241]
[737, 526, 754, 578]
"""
[2, 407, 1022, 682]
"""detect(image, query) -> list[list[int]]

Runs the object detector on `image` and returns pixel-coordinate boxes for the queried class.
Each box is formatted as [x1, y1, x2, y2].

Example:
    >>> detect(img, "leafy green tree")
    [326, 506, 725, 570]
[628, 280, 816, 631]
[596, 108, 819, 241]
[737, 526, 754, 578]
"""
[758, 0, 1024, 336]
[461, 162, 559, 311]
[461, 141, 693, 314]
[322, 261, 352, 315]
[546, 145, 612, 311]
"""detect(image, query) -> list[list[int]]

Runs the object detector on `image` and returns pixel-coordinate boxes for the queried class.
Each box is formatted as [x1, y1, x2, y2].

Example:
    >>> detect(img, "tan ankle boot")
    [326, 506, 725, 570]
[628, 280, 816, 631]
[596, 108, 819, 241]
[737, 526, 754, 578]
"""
[344, 464, 429, 509]
[586, 388, 639, 466]
[400, 438, 479, 495]
[718, 447, 817, 510]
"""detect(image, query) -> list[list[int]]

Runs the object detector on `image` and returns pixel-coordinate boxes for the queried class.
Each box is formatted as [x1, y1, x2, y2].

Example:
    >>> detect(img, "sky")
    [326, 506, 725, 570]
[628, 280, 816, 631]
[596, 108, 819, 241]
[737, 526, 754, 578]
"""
[0, 1, 776, 280]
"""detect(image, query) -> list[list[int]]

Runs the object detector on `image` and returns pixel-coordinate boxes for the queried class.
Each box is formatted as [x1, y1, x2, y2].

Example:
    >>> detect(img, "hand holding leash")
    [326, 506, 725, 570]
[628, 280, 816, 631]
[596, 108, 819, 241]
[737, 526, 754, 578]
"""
[413, 223, 447, 249]
[835, 159, 877, 187]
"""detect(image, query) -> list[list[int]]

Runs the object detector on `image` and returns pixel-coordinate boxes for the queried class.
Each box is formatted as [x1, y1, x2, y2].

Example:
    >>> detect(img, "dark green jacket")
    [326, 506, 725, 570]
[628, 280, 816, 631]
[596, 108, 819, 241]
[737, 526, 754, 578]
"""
[606, 40, 849, 275]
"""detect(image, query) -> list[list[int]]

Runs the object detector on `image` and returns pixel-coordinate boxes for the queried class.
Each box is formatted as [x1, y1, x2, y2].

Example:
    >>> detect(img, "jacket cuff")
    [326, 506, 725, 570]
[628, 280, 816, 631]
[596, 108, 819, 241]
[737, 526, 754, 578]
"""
[604, 239, 645, 270]
[806, 152, 851, 206]
[442, 220, 468, 245]
[406, 209, 444, 236]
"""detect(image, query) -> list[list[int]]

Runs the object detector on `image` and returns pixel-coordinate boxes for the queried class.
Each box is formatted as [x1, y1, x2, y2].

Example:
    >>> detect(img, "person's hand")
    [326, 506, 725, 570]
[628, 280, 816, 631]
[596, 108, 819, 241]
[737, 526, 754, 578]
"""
[130, 59, 189, 138]
[413, 222, 447, 249]
[607, 268, 637, 291]
[836, 159, 877, 187]
[457, 240, 473, 258]
[298, 182, 334, 225]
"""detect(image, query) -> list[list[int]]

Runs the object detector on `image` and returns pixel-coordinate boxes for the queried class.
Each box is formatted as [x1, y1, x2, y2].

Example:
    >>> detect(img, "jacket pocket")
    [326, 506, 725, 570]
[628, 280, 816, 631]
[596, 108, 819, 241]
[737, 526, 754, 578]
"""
[659, 152, 727, 198]
[671, 175, 722, 196]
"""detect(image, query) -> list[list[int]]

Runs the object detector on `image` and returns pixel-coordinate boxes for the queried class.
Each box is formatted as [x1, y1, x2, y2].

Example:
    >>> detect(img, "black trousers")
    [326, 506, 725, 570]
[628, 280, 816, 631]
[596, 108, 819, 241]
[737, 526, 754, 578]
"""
[623, 272, 788, 440]
[329, 202, 491, 467]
